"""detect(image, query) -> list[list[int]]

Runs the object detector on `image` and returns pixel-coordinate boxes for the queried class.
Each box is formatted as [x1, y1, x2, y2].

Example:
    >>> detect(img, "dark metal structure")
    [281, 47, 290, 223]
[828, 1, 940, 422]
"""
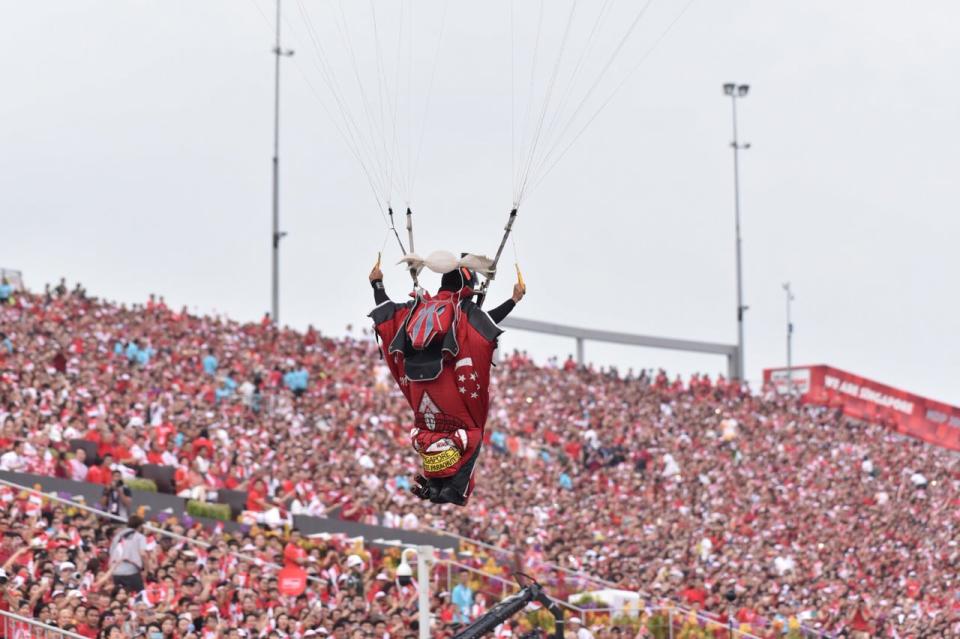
[452, 582, 564, 639]
[500, 316, 740, 379]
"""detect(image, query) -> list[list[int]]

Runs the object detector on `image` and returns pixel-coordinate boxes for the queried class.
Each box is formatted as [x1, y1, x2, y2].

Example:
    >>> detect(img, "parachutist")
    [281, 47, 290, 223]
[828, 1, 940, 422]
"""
[368, 251, 525, 505]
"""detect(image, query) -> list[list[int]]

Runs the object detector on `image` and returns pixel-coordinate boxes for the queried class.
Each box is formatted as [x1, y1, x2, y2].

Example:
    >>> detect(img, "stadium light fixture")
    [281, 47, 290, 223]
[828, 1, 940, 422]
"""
[722, 82, 751, 381]
[270, 0, 295, 326]
[783, 282, 795, 392]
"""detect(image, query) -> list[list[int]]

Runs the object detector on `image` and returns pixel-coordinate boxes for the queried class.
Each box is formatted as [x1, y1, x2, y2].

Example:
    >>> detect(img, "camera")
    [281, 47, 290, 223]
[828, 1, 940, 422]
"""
[396, 558, 413, 587]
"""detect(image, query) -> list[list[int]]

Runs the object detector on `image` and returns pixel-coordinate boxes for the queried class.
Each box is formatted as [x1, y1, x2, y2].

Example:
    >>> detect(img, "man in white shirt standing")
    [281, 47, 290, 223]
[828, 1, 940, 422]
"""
[109, 515, 151, 593]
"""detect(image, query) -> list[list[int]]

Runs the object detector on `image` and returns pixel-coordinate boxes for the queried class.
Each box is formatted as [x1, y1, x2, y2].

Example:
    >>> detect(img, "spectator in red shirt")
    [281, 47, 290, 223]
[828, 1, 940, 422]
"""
[283, 529, 306, 568]
[246, 479, 268, 512]
[85, 453, 115, 485]
[679, 579, 708, 608]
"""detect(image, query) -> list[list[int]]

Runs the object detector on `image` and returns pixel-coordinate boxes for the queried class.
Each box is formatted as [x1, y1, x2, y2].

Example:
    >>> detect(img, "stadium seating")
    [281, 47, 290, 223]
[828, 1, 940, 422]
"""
[1, 284, 958, 637]
[140, 464, 176, 495]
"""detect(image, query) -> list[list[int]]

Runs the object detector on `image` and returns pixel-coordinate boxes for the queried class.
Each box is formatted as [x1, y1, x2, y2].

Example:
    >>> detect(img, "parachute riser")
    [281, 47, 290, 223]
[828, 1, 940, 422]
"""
[405, 207, 422, 292]
[388, 207, 421, 293]
[406, 207, 416, 255]
[476, 208, 518, 308]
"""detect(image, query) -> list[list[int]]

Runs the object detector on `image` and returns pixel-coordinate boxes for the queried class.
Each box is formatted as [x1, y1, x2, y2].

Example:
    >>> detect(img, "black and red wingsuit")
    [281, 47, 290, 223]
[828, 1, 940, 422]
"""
[369, 267, 515, 505]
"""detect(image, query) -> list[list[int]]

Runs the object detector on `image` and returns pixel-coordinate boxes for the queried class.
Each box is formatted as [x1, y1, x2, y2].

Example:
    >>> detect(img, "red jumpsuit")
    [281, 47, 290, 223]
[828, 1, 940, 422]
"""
[370, 290, 502, 504]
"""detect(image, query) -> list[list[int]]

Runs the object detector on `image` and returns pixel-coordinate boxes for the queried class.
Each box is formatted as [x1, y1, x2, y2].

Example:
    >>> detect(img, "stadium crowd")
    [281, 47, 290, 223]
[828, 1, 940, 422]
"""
[0, 498, 487, 639]
[1, 281, 959, 638]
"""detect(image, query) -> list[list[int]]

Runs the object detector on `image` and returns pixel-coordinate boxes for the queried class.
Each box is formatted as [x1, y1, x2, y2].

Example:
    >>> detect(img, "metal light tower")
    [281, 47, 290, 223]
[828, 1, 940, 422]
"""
[271, 0, 294, 325]
[723, 82, 750, 380]
[783, 282, 795, 391]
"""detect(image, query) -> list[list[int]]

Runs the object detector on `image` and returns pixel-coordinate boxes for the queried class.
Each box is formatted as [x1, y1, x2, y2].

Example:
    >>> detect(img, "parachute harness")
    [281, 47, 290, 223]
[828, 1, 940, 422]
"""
[393, 206, 521, 310]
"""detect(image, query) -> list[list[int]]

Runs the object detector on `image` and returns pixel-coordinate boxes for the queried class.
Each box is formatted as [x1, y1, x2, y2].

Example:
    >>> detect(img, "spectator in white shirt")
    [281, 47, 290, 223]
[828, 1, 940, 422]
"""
[0, 441, 27, 472]
[68, 448, 89, 482]
[159, 440, 179, 467]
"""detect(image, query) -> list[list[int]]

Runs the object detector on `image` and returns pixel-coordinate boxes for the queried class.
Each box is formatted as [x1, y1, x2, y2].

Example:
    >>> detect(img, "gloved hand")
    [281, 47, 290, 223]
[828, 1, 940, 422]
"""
[410, 474, 467, 506]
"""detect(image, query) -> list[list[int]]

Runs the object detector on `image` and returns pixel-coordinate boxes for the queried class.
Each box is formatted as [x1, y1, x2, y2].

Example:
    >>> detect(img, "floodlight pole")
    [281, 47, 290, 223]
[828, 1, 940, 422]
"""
[271, 0, 294, 325]
[724, 83, 750, 381]
[783, 282, 794, 391]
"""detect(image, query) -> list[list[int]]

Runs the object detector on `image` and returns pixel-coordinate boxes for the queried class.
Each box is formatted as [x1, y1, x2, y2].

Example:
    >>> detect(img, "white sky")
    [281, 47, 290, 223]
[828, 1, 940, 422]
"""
[2, 1, 958, 404]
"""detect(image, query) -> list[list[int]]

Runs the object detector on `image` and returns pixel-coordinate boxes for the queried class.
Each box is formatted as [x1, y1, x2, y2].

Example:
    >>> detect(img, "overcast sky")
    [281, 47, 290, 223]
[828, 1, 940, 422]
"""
[2, 1, 958, 404]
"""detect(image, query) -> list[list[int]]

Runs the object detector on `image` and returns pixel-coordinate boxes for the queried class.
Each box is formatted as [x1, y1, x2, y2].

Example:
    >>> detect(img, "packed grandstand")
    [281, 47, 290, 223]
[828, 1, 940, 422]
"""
[1, 282, 958, 638]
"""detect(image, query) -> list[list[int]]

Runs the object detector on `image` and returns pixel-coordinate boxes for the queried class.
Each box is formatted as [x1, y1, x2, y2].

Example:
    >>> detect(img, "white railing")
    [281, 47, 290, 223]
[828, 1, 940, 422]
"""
[424, 526, 640, 593]
[0, 609, 86, 639]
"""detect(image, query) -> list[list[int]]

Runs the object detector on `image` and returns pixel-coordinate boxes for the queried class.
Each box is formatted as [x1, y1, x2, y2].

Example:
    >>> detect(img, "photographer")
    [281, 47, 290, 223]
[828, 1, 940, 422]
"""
[101, 470, 132, 519]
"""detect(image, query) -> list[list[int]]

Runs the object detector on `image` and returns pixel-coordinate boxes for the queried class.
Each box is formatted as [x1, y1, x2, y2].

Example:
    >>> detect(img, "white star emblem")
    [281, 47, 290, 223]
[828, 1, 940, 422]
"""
[470, 392, 479, 399]
[459, 386, 466, 394]
[469, 373, 478, 381]
[458, 375, 466, 382]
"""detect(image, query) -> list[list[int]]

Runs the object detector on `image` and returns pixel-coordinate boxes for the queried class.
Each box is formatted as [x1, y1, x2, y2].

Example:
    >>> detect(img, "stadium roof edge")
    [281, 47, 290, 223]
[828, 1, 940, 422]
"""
[499, 316, 740, 377]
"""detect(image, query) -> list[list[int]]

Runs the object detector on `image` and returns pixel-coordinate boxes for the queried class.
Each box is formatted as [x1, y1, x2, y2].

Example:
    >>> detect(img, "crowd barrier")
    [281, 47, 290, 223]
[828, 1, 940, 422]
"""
[0, 609, 85, 639]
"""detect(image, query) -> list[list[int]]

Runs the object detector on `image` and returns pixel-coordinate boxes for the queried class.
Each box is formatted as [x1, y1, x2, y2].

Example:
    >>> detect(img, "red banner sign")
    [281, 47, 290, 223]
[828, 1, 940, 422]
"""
[277, 566, 308, 596]
[764, 365, 960, 452]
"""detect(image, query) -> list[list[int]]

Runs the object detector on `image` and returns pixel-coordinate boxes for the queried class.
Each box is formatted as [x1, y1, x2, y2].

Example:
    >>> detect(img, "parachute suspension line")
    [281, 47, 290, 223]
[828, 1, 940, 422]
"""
[294, 0, 390, 199]
[380, 227, 391, 255]
[519, 0, 658, 204]
[532, 0, 616, 170]
[476, 209, 519, 309]
[514, 0, 579, 206]
[348, 2, 396, 202]
[246, 0, 274, 31]
[333, 0, 394, 201]
[406, 0, 415, 200]
[527, 0, 700, 198]
[292, 0, 390, 211]
[513, 0, 547, 207]
[368, 0, 398, 203]
[510, 0, 517, 206]
[386, 0, 406, 207]
[293, 49, 387, 214]
[407, 0, 449, 202]
[299, 0, 388, 199]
